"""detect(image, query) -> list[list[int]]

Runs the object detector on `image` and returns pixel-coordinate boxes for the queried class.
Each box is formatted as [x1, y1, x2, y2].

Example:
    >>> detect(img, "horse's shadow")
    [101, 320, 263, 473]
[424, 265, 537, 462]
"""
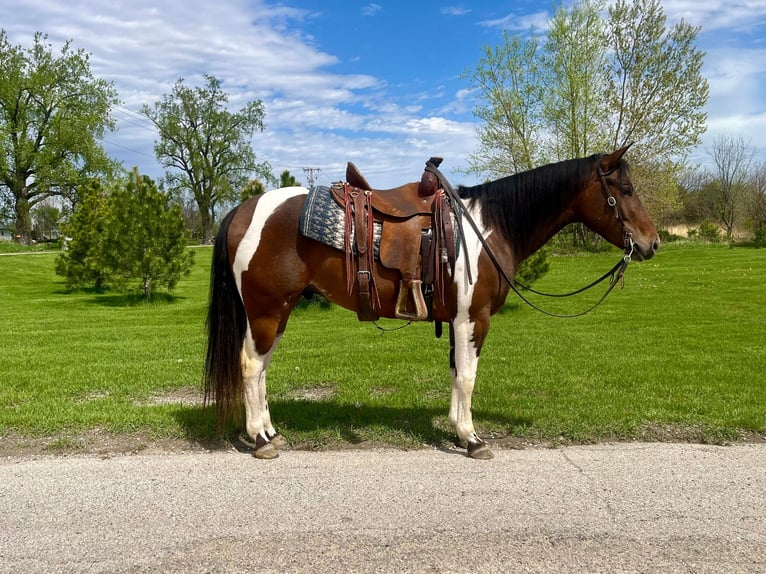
[172, 398, 529, 452]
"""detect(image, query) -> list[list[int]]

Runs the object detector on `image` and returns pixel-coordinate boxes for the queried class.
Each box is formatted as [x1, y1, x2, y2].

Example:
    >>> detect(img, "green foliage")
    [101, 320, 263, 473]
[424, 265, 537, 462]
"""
[515, 248, 551, 286]
[696, 222, 722, 243]
[754, 224, 766, 248]
[657, 228, 683, 244]
[544, 0, 610, 159]
[31, 202, 63, 242]
[606, 0, 708, 158]
[0, 30, 120, 242]
[464, 30, 545, 174]
[279, 170, 301, 188]
[55, 171, 194, 299]
[240, 179, 266, 202]
[141, 75, 273, 241]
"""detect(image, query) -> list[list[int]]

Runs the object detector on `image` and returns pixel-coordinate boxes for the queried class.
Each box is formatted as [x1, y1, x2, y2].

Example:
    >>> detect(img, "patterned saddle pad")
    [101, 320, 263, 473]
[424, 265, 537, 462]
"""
[299, 185, 382, 258]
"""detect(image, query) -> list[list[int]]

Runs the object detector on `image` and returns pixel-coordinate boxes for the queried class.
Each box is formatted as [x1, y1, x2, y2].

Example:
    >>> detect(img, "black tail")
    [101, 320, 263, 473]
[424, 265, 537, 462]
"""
[203, 207, 247, 428]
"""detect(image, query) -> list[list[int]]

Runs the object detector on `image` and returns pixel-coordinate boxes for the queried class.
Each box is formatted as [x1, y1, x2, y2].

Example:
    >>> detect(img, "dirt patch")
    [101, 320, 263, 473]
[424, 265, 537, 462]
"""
[284, 385, 336, 401]
[134, 387, 204, 407]
[0, 429, 227, 460]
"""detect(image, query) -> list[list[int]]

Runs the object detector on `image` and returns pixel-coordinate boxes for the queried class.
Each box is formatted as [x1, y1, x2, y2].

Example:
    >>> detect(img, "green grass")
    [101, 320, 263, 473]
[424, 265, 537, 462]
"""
[1, 244, 764, 451]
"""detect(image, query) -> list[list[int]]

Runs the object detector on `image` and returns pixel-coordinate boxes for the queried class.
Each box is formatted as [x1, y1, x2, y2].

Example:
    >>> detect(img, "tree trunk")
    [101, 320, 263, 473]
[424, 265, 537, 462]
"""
[14, 191, 31, 244]
[143, 276, 152, 301]
[200, 208, 213, 244]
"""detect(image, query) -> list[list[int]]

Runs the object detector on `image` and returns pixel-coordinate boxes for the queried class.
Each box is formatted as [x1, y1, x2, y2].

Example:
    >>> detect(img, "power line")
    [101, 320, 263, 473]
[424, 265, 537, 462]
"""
[302, 167, 321, 190]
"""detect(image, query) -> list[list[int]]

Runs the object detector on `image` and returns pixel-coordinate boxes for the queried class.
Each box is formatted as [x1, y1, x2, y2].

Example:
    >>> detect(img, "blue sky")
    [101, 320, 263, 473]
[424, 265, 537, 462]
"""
[2, 0, 766, 189]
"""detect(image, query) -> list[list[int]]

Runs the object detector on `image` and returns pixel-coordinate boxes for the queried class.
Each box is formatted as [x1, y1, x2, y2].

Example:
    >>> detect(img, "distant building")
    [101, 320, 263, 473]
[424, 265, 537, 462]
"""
[0, 219, 12, 242]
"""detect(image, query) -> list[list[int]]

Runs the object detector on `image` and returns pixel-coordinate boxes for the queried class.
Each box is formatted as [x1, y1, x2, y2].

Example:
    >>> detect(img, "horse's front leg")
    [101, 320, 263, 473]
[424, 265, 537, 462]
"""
[448, 320, 494, 460]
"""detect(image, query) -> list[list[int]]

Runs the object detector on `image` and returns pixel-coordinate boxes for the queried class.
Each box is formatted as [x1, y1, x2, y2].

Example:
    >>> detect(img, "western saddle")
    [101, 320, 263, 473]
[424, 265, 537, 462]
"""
[330, 159, 455, 322]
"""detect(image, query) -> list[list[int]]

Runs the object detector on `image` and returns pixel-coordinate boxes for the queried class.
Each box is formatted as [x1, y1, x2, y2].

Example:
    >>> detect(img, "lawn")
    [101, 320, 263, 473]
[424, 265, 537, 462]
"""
[1, 243, 764, 452]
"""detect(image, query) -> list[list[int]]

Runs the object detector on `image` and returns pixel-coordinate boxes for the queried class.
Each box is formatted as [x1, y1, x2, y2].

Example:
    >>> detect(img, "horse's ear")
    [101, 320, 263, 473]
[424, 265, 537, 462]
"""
[600, 143, 633, 172]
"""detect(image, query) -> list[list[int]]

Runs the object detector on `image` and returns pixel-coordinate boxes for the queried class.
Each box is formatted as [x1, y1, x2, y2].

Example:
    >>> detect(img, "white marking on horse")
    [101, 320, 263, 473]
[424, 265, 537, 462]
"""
[233, 186, 308, 293]
[241, 333, 282, 442]
[449, 203, 491, 445]
[232, 187, 307, 445]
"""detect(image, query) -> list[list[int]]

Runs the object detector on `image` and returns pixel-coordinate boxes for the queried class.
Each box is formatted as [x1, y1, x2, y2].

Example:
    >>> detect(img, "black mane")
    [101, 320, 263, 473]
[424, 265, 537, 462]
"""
[457, 155, 604, 255]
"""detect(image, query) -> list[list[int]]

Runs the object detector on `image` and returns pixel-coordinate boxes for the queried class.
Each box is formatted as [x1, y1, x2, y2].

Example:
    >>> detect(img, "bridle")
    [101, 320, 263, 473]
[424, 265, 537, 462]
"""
[597, 163, 635, 260]
[425, 157, 635, 319]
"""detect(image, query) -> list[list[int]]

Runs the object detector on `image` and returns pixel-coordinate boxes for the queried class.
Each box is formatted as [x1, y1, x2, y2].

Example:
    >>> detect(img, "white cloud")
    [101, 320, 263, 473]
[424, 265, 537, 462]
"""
[478, 10, 550, 32]
[441, 6, 472, 17]
[663, 0, 766, 32]
[361, 3, 382, 17]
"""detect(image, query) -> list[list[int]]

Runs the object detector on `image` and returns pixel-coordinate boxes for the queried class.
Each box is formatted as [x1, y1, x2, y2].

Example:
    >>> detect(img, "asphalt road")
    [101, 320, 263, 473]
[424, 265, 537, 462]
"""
[1, 443, 765, 573]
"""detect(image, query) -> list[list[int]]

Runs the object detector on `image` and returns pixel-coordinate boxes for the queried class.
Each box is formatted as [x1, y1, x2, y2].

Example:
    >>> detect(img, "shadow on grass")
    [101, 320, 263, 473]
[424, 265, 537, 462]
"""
[171, 398, 529, 450]
[87, 292, 185, 307]
[52, 283, 185, 307]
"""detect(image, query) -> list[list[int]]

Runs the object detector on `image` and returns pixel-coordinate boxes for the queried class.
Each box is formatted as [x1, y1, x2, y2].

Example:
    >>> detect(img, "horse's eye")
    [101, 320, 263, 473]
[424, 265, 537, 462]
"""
[622, 185, 633, 197]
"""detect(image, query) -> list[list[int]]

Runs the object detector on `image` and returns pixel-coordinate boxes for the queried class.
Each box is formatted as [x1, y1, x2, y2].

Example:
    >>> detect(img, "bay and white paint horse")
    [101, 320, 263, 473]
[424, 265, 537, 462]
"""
[204, 147, 660, 459]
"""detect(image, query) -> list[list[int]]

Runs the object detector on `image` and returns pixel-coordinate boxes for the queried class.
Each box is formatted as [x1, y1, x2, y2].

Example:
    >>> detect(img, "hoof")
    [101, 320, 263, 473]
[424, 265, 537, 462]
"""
[467, 441, 494, 460]
[269, 433, 288, 450]
[253, 443, 280, 460]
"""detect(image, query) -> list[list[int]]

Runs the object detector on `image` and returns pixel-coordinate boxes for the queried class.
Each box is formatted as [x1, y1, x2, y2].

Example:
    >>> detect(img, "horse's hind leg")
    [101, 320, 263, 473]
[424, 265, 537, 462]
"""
[241, 321, 287, 459]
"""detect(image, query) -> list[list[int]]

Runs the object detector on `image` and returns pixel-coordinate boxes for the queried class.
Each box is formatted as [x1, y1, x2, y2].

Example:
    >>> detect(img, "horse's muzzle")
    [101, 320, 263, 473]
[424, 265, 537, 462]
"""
[633, 236, 660, 261]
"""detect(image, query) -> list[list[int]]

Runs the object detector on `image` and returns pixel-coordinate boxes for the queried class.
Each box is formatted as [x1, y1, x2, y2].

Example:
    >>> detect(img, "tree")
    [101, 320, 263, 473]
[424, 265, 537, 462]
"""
[279, 170, 301, 188]
[466, 0, 709, 217]
[704, 134, 754, 241]
[606, 0, 709, 159]
[543, 0, 610, 159]
[55, 180, 111, 289]
[141, 75, 273, 242]
[56, 170, 194, 299]
[0, 31, 120, 242]
[104, 169, 194, 299]
[31, 200, 62, 241]
[241, 179, 266, 202]
[465, 31, 546, 175]
[749, 160, 766, 246]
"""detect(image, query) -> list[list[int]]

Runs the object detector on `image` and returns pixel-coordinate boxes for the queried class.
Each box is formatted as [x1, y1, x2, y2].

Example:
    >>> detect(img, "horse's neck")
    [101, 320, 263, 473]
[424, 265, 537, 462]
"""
[463, 165, 583, 268]
[510, 196, 574, 266]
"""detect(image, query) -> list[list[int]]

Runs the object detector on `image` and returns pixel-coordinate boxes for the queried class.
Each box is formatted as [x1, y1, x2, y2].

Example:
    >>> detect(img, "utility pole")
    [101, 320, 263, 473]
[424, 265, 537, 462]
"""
[302, 167, 321, 190]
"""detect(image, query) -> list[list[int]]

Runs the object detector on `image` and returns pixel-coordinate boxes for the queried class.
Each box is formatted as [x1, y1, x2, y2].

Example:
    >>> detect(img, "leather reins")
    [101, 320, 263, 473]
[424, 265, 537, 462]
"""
[424, 158, 635, 319]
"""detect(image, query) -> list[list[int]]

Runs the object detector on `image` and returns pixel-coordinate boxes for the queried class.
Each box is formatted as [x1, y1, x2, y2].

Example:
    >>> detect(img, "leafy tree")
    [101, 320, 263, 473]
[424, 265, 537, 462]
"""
[466, 31, 545, 175]
[31, 201, 62, 241]
[141, 75, 273, 242]
[544, 0, 610, 159]
[0, 31, 120, 242]
[606, 0, 709, 158]
[56, 171, 194, 299]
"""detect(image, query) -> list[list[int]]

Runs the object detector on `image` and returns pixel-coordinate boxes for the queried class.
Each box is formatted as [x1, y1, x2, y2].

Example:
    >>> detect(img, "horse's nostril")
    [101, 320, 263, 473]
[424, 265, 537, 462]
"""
[652, 238, 661, 253]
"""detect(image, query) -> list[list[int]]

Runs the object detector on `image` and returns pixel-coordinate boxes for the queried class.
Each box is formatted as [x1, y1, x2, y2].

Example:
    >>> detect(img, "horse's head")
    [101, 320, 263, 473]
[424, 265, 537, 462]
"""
[580, 146, 660, 261]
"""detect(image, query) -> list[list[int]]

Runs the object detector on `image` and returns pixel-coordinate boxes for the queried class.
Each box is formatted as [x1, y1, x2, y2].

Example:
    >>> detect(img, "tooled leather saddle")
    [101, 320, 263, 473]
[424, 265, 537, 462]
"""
[330, 158, 456, 322]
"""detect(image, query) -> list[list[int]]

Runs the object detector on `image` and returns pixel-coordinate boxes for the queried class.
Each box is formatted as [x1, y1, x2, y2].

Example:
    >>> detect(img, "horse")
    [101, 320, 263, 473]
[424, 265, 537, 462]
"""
[204, 146, 660, 460]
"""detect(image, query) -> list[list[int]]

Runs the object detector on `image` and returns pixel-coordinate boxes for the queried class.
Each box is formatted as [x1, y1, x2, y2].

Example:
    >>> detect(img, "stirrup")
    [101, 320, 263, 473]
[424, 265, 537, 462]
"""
[395, 279, 428, 321]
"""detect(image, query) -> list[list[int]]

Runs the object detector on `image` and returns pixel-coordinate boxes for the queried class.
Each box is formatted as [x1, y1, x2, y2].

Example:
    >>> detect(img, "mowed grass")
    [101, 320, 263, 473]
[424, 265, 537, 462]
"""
[1, 243, 764, 451]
